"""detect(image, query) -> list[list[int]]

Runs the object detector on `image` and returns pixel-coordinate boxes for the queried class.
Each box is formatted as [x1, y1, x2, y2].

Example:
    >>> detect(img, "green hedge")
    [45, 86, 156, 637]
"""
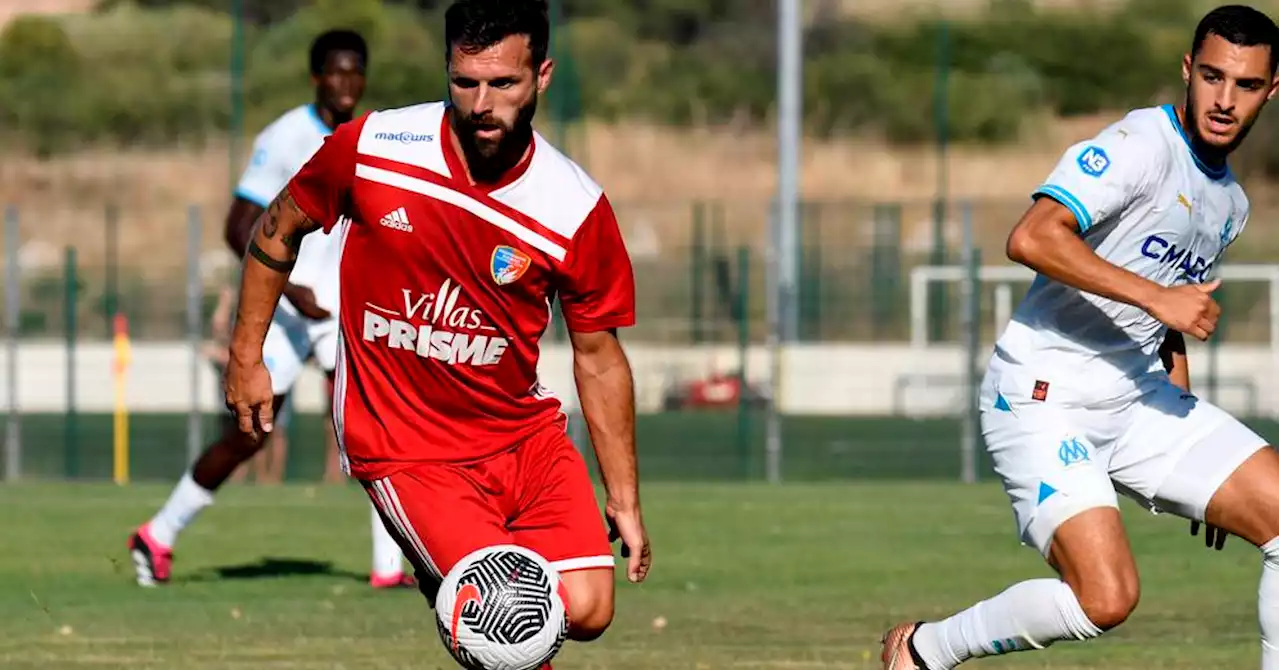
[0, 0, 1275, 175]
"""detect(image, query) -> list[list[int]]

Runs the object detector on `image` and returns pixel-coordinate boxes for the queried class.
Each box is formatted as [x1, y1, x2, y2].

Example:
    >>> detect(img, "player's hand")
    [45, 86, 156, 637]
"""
[605, 501, 651, 584]
[1148, 279, 1221, 341]
[283, 283, 331, 320]
[1190, 519, 1228, 551]
[224, 350, 275, 440]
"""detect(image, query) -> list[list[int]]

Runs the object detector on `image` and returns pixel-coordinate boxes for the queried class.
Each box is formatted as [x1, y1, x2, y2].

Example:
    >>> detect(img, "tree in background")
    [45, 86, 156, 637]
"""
[0, 0, 1263, 183]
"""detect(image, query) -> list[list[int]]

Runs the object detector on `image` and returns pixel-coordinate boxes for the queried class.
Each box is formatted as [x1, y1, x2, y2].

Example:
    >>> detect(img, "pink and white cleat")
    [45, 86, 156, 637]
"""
[370, 572, 416, 589]
[128, 524, 173, 587]
[881, 621, 928, 670]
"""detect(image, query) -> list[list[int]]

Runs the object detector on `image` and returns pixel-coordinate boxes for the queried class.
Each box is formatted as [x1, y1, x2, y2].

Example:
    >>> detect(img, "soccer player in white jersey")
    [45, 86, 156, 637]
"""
[882, 6, 1279, 669]
[128, 30, 410, 590]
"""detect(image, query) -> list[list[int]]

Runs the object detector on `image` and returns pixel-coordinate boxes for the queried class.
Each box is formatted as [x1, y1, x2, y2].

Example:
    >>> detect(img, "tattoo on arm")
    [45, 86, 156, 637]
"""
[261, 195, 286, 239]
[245, 191, 319, 274]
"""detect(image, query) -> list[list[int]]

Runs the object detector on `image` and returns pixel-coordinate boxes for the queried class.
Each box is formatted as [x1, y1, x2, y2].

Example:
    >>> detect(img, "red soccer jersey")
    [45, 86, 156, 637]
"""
[285, 102, 635, 478]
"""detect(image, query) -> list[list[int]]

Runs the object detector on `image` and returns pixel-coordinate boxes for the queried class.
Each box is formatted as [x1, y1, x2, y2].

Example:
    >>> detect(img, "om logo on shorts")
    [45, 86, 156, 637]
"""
[1058, 437, 1090, 467]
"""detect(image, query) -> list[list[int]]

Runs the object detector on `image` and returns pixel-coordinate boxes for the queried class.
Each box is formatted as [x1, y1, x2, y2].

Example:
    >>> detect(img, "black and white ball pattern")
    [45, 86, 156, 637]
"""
[435, 545, 568, 670]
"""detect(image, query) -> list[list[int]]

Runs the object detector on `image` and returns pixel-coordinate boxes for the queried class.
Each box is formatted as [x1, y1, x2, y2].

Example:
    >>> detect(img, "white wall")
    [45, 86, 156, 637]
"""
[0, 340, 1274, 418]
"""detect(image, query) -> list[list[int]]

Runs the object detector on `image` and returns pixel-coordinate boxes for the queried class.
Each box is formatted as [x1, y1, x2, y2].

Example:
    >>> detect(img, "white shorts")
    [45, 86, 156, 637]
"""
[980, 358, 1269, 556]
[262, 307, 338, 396]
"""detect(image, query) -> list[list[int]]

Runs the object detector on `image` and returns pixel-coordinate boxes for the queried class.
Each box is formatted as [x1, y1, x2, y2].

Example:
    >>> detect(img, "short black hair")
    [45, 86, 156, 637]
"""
[444, 0, 549, 67]
[1192, 5, 1279, 75]
[310, 29, 368, 76]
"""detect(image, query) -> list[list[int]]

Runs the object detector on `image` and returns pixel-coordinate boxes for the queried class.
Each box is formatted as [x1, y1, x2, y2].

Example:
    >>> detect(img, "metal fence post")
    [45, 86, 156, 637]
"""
[4, 205, 20, 482]
[959, 202, 979, 484]
[764, 201, 783, 485]
[930, 20, 952, 344]
[64, 246, 78, 478]
[690, 201, 705, 344]
[871, 203, 902, 339]
[187, 206, 203, 465]
[777, 0, 802, 345]
[104, 203, 119, 339]
[735, 245, 751, 479]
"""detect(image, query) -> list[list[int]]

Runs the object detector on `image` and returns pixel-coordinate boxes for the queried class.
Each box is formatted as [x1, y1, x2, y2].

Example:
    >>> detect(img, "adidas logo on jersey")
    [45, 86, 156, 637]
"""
[379, 207, 413, 233]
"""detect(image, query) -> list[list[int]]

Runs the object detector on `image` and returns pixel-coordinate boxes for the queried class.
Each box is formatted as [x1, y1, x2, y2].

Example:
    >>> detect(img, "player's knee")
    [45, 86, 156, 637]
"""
[1071, 571, 1140, 630]
[561, 571, 614, 642]
[566, 594, 613, 641]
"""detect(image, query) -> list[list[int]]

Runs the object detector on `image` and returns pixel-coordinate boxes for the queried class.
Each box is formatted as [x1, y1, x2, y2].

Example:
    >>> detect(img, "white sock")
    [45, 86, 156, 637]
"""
[1261, 538, 1278, 670]
[913, 579, 1103, 669]
[147, 472, 215, 549]
[371, 502, 404, 578]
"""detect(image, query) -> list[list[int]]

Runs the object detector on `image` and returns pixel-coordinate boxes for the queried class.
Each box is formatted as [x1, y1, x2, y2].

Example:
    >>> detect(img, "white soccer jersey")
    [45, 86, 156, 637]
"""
[995, 104, 1250, 399]
[235, 103, 343, 316]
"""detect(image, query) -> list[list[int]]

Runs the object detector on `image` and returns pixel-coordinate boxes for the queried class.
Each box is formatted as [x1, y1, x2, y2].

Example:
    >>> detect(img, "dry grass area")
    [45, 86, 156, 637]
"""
[1, 115, 1275, 275]
[0, 116, 1111, 263]
[831, 0, 1272, 20]
[833, 0, 1125, 20]
[0, 0, 94, 28]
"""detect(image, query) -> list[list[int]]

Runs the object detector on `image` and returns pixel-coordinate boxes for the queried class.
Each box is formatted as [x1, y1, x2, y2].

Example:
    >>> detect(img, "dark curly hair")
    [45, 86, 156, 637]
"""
[444, 0, 549, 67]
[309, 29, 367, 76]
[1193, 5, 1278, 75]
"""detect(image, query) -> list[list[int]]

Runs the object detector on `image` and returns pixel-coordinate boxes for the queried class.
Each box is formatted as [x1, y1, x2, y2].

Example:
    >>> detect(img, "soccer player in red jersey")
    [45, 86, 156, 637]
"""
[222, 0, 651, 649]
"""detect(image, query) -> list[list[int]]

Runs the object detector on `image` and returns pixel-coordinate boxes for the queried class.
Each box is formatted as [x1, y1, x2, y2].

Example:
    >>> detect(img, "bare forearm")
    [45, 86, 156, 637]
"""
[576, 348, 639, 510]
[229, 192, 316, 361]
[1008, 207, 1162, 311]
[229, 252, 289, 359]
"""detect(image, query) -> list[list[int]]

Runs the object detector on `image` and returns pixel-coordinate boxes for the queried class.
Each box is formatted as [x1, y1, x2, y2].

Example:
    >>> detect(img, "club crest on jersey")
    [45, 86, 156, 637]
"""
[1058, 437, 1090, 467]
[490, 245, 531, 286]
[1219, 216, 1234, 247]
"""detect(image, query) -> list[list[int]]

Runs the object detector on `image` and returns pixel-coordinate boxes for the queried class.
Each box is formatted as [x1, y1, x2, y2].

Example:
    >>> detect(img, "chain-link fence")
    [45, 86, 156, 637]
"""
[2, 193, 1276, 483]
[2, 0, 1277, 484]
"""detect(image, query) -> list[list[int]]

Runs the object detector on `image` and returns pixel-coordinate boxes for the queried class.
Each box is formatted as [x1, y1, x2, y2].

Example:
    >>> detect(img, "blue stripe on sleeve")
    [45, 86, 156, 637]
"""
[233, 188, 271, 208]
[1033, 184, 1093, 232]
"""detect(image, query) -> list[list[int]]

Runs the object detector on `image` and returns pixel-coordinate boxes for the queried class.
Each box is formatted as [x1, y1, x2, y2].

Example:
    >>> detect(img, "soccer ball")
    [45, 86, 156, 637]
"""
[435, 544, 568, 670]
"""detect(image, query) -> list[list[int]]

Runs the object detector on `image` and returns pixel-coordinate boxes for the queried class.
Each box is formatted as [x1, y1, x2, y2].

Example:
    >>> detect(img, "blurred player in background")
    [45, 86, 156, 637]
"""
[129, 29, 411, 590]
[223, 0, 651, 657]
[882, 5, 1278, 669]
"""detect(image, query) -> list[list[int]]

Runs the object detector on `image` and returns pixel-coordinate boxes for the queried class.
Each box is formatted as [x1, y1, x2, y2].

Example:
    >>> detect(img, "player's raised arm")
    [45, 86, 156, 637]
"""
[1008, 130, 1221, 340]
[558, 197, 650, 584]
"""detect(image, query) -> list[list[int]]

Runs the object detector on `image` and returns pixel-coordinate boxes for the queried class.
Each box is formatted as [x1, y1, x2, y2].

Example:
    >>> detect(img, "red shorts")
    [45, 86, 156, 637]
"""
[362, 424, 614, 588]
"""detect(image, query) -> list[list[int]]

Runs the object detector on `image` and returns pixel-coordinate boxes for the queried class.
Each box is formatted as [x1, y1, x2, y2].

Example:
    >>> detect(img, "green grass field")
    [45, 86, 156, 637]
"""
[15, 412, 989, 482]
[14, 412, 1280, 483]
[0, 481, 1268, 669]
